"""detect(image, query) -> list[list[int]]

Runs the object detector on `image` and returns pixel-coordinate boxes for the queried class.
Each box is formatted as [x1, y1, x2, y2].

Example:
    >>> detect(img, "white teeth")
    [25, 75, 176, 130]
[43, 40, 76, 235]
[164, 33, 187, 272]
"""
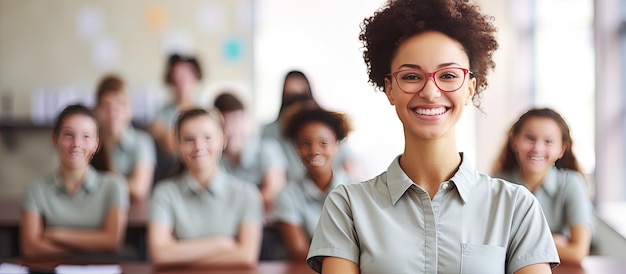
[530, 156, 545, 161]
[309, 156, 326, 167]
[414, 107, 446, 116]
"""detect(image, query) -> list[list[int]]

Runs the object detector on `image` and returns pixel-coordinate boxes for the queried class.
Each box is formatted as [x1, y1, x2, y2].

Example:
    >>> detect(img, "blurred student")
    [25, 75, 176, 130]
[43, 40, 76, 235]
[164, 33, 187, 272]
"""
[274, 108, 353, 261]
[261, 70, 360, 181]
[92, 74, 156, 203]
[492, 108, 594, 266]
[148, 108, 262, 268]
[20, 104, 128, 258]
[149, 53, 204, 182]
[213, 92, 287, 217]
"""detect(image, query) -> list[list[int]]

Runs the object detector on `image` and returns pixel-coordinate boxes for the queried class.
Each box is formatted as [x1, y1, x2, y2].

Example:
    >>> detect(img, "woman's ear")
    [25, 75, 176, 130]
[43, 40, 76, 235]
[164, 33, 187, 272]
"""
[384, 77, 395, 105]
[465, 77, 476, 105]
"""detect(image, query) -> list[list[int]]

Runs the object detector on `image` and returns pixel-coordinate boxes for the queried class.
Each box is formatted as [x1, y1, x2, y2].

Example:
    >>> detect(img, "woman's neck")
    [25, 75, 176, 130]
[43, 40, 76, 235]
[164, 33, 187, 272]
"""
[400, 135, 461, 198]
[189, 165, 216, 188]
[309, 169, 334, 192]
[59, 166, 88, 194]
[519, 169, 546, 192]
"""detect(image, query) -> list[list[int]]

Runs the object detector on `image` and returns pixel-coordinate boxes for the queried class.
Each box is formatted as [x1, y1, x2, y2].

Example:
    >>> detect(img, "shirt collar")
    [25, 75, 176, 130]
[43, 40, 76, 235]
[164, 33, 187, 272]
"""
[117, 126, 136, 152]
[538, 166, 559, 197]
[302, 169, 350, 201]
[386, 153, 476, 205]
[52, 166, 98, 194]
[179, 169, 227, 197]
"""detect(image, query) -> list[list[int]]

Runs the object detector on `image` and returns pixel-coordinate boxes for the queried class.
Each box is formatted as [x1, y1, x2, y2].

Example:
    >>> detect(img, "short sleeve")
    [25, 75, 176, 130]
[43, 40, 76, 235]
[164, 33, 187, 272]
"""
[259, 138, 287, 172]
[273, 185, 302, 225]
[307, 185, 360, 273]
[22, 180, 42, 214]
[150, 183, 175, 227]
[136, 130, 157, 165]
[506, 188, 560, 274]
[240, 183, 264, 224]
[107, 174, 129, 210]
[563, 172, 594, 231]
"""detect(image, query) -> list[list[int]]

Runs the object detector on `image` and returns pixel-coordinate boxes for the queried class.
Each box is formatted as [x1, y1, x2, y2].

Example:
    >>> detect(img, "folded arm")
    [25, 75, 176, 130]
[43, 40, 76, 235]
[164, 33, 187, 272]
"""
[194, 221, 262, 269]
[43, 207, 127, 253]
[148, 222, 237, 267]
[20, 211, 70, 258]
[277, 222, 310, 261]
[553, 225, 591, 266]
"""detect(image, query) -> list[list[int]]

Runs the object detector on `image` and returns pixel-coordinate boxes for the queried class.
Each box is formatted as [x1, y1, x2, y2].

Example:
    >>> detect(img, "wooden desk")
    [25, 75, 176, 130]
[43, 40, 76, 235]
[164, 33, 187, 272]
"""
[4, 257, 626, 274]
[0, 259, 316, 274]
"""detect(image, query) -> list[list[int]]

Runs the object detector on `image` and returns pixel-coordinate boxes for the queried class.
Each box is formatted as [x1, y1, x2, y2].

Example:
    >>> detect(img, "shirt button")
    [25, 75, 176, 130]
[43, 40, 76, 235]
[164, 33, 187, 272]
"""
[441, 183, 449, 190]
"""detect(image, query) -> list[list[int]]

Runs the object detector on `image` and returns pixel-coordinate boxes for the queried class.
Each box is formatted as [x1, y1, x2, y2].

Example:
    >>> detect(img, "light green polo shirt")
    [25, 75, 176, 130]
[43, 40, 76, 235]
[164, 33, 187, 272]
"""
[219, 137, 286, 187]
[307, 154, 560, 274]
[498, 166, 594, 236]
[110, 126, 156, 178]
[150, 170, 263, 239]
[22, 167, 129, 229]
[274, 169, 352, 240]
[152, 103, 178, 130]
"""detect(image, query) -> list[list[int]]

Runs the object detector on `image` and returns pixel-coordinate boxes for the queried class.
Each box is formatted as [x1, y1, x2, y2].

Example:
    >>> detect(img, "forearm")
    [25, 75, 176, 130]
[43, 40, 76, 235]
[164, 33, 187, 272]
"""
[45, 228, 121, 253]
[151, 236, 235, 266]
[555, 242, 588, 266]
[193, 244, 258, 269]
[260, 169, 286, 209]
[22, 238, 70, 258]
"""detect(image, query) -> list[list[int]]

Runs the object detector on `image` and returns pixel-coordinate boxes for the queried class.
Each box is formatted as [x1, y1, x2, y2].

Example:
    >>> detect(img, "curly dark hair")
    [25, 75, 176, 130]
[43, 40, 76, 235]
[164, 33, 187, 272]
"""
[285, 108, 351, 143]
[359, 0, 498, 107]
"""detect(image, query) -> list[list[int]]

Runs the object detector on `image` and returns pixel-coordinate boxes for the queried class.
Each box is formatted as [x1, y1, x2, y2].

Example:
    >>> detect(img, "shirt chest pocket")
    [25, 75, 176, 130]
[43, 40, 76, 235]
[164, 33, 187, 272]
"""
[460, 243, 506, 274]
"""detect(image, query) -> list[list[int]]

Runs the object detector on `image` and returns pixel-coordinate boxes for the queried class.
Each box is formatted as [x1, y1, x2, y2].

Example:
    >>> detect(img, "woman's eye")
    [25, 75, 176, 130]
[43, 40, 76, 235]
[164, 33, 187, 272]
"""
[401, 73, 423, 81]
[439, 72, 458, 79]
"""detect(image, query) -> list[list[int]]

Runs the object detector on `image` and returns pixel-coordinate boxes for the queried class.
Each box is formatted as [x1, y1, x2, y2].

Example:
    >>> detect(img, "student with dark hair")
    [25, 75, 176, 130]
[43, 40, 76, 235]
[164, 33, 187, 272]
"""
[306, 0, 559, 273]
[261, 70, 360, 181]
[149, 53, 204, 182]
[213, 92, 286, 218]
[92, 74, 156, 203]
[148, 108, 262, 268]
[492, 108, 593, 266]
[274, 108, 353, 261]
[20, 104, 128, 258]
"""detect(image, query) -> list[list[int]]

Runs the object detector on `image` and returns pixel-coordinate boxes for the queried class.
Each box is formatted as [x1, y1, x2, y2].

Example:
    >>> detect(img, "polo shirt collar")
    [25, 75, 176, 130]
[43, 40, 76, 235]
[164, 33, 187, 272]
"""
[180, 169, 228, 197]
[448, 153, 476, 204]
[52, 166, 98, 194]
[302, 169, 349, 201]
[117, 126, 136, 152]
[510, 166, 558, 197]
[386, 153, 476, 205]
[538, 166, 559, 197]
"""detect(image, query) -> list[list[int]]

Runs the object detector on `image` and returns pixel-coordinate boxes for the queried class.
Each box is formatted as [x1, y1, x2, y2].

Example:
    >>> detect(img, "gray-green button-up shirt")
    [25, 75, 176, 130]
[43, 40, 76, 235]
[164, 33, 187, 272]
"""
[307, 155, 559, 274]
[22, 167, 129, 229]
[150, 170, 263, 239]
[274, 169, 352, 240]
[219, 137, 286, 187]
[110, 126, 156, 178]
[498, 166, 594, 236]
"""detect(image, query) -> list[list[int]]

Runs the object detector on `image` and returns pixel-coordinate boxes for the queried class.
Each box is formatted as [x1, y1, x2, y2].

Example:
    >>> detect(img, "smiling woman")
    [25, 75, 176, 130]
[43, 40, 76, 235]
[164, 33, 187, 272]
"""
[148, 108, 263, 268]
[20, 104, 129, 259]
[305, 0, 560, 273]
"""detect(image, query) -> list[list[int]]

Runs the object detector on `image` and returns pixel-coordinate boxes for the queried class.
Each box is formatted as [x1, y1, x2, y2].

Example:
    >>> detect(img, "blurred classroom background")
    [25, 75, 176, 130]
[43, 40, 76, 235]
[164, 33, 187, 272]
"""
[1, 0, 626, 260]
